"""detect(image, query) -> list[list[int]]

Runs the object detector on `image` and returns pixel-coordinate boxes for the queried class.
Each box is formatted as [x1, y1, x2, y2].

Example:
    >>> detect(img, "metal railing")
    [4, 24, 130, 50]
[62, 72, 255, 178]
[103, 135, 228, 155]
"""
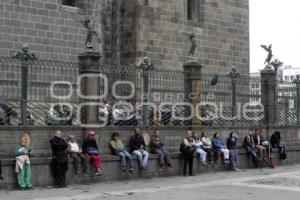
[1, 56, 298, 128]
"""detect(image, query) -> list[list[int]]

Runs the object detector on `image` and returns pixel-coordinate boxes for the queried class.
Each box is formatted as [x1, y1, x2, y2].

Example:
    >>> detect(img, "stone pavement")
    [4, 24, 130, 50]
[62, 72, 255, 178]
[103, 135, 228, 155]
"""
[1, 165, 300, 200]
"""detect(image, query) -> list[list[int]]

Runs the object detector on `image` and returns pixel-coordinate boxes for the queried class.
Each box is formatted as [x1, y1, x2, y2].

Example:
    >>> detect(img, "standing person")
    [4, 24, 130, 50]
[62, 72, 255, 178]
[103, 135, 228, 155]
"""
[15, 132, 32, 190]
[192, 131, 207, 166]
[67, 135, 88, 175]
[253, 129, 268, 161]
[129, 128, 149, 170]
[82, 131, 103, 176]
[50, 130, 68, 188]
[226, 132, 240, 171]
[243, 129, 258, 168]
[181, 130, 195, 176]
[150, 130, 172, 169]
[270, 131, 287, 160]
[110, 132, 134, 173]
[212, 132, 230, 164]
[201, 131, 213, 164]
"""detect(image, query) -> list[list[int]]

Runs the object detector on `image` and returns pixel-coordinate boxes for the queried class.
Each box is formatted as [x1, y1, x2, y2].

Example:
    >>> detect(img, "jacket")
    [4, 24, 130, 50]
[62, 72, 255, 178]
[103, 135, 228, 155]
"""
[212, 138, 226, 151]
[50, 136, 68, 166]
[243, 134, 255, 150]
[82, 138, 99, 155]
[110, 139, 125, 154]
[201, 137, 212, 149]
[129, 135, 146, 153]
[226, 137, 237, 150]
[150, 136, 164, 153]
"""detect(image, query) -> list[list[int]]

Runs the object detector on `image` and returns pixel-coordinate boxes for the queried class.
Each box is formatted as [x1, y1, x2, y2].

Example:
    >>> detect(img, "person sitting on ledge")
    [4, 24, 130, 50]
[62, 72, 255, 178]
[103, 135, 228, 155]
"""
[270, 131, 287, 160]
[82, 131, 103, 176]
[192, 131, 207, 166]
[212, 132, 230, 164]
[253, 129, 268, 162]
[129, 128, 149, 170]
[150, 130, 172, 169]
[15, 132, 32, 190]
[110, 132, 134, 173]
[243, 129, 258, 169]
[201, 131, 213, 165]
[67, 135, 88, 175]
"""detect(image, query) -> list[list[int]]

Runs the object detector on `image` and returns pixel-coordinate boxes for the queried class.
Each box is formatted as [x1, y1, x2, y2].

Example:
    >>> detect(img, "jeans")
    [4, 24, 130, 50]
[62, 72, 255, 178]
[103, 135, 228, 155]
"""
[246, 148, 258, 168]
[116, 151, 133, 169]
[229, 149, 239, 169]
[196, 148, 207, 162]
[132, 150, 149, 169]
[153, 149, 171, 166]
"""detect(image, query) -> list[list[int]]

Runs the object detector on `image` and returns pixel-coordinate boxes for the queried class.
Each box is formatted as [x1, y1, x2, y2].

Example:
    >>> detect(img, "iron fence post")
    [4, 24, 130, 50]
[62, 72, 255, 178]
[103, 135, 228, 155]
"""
[12, 44, 37, 125]
[294, 75, 300, 126]
[228, 66, 239, 126]
[138, 57, 154, 127]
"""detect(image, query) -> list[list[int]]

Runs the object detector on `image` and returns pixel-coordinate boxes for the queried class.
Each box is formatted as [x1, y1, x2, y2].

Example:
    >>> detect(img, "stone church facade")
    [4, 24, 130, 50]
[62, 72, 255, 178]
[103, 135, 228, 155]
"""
[0, 0, 249, 74]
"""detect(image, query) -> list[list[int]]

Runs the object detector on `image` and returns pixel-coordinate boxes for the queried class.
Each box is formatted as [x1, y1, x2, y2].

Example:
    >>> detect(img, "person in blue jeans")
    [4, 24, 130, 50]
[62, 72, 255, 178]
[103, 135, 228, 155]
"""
[212, 132, 230, 164]
[110, 132, 134, 173]
[129, 128, 149, 170]
[226, 132, 240, 171]
[243, 130, 258, 168]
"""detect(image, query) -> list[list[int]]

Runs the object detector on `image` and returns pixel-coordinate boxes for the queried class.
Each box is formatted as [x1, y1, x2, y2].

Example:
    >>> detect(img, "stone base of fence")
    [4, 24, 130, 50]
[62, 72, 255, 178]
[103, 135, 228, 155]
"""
[1, 147, 300, 189]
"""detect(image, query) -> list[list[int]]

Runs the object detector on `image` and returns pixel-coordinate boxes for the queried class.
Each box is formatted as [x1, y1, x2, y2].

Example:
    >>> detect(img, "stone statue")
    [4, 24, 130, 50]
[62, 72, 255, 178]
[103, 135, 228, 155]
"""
[12, 44, 37, 61]
[186, 32, 197, 57]
[260, 44, 273, 65]
[76, 16, 100, 48]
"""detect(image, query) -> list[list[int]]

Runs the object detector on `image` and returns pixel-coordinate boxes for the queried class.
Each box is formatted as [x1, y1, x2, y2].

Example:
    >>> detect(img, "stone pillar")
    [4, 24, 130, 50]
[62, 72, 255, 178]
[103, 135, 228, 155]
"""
[260, 66, 277, 127]
[78, 50, 101, 125]
[183, 60, 202, 125]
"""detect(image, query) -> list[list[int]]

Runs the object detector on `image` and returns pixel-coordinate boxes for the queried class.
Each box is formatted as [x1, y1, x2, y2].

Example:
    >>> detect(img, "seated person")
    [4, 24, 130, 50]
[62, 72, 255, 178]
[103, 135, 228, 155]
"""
[192, 131, 207, 166]
[62, 105, 76, 126]
[110, 132, 134, 173]
[129, 128, 149, 170]
[253, 129, 268, 161]
[82, 131, 103, 176]
[201, 131, 213, 164]
[243, 129, 258, 168]
[270, 131, 287, 160]
[150, 130, 172, 169]
[44, 104, 64, 126]
[67, 135, 88, 175]
[212, 132, 230, 164]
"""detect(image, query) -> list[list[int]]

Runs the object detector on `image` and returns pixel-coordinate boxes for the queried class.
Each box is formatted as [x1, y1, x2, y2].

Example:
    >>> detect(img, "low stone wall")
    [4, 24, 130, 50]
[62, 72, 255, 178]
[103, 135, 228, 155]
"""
[0, 126, 300, 189]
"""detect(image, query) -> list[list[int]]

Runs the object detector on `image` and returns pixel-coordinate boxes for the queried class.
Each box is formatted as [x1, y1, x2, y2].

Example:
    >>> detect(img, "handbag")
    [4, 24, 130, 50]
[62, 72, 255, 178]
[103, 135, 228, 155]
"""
[87, 147, 100, 155]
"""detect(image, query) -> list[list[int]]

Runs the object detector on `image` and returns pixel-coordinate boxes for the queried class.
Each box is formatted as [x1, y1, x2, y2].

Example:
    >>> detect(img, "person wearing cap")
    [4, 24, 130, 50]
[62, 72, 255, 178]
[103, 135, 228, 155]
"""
[67, 135, 88, 175]
[82, 131, 103, 176]
[129, 128, 149, 170]
[50, 130, 68, 188]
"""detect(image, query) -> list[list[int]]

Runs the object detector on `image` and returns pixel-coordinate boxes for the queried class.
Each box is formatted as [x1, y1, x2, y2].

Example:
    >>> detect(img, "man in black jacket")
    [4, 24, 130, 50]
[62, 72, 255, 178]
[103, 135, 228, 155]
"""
[50, 130, 68, 188]
[129, 128, 149, 170]
[243, 129, 258, 168]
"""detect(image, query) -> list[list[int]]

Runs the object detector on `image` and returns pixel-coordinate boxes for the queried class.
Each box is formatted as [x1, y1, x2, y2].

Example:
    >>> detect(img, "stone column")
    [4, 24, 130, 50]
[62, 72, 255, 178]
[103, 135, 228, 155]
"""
[183, 60, 202, 125]
[78, 50, 101, 125]
[260, 66, 277, 127]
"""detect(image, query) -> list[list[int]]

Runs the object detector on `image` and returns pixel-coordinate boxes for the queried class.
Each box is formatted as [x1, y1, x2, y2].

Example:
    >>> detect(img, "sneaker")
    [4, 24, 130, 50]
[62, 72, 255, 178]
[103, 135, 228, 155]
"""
[129, 168, 134, 173]
[96, 169, 103, 176]
[224, 159, 230, 164]
[234, 168, 241, 172]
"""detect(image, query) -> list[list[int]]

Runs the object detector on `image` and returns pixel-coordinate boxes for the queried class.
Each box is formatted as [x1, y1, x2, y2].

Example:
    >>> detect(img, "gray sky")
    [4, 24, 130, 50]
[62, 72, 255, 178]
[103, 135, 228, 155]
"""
[250, 0, 300, 72]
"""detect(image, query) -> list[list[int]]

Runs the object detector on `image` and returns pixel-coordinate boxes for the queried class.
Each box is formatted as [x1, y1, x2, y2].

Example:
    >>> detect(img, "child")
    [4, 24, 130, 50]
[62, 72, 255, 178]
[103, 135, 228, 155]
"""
[15, 132, 32, 190]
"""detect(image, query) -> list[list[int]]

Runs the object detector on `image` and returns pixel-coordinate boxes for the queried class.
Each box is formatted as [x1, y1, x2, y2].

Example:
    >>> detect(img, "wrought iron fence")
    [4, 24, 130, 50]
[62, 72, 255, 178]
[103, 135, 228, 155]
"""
[2, 56, 297, 128]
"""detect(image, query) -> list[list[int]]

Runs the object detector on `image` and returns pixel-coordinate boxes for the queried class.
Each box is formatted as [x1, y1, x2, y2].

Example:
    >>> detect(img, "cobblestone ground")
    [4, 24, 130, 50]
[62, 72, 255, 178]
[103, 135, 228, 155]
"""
[1, 165, 300, 200]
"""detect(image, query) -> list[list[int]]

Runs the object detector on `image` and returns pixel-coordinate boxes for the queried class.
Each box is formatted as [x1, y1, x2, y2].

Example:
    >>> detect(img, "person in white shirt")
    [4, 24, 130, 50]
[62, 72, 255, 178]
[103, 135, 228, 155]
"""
[67, 135, 88, 175]
[192, 131, 207, 166]
[201, 131, 213, 164]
